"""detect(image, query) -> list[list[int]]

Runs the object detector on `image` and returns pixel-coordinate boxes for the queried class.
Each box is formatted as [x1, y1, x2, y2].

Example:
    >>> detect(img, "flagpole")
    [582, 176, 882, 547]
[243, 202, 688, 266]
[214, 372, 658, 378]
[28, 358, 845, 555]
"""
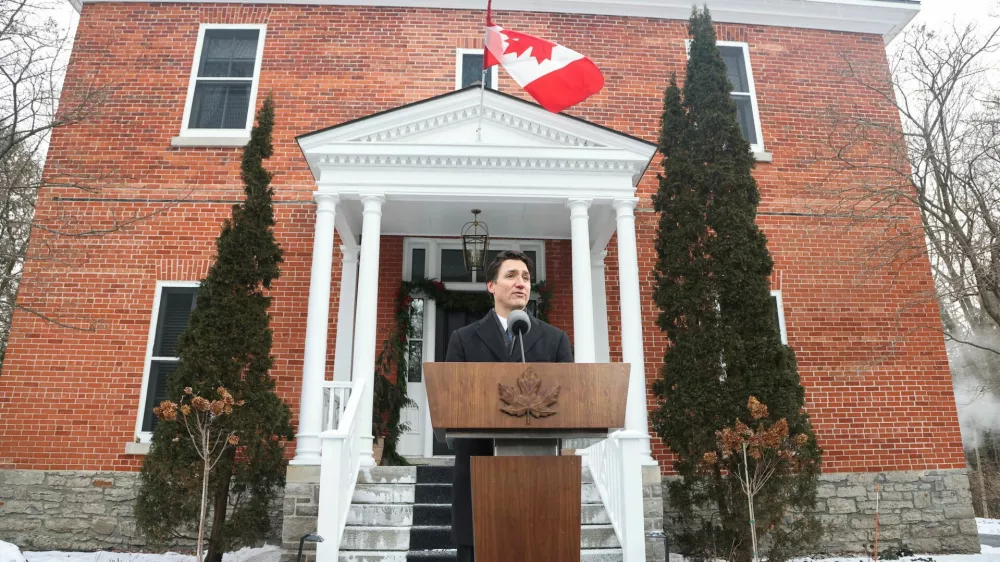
[476, 0, 493, 143]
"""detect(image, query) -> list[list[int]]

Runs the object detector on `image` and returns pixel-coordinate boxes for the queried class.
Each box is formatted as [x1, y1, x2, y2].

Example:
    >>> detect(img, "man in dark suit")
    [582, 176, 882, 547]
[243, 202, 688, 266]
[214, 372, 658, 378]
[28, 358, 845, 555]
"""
[444, 249, 574, 562]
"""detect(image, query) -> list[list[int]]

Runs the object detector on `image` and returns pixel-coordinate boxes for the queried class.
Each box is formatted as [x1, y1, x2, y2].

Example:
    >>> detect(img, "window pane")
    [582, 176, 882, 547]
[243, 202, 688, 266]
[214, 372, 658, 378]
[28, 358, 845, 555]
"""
[732, 94, 758, 145]
[769, 295, 781, 338]
[199, 29, 260, 78]
[441, 249, 473, 282]
[461, 53, 495, 89]
[153, 287, 197, 357]
[409, 299, 425, 338]
[407, 341, 423, 383]
[411, 248, 426, 281]
[189, 81, 251, 129]
[720, 46, 749, 93]
[523, 250, 537, 281]
[142, 360, 180, 432]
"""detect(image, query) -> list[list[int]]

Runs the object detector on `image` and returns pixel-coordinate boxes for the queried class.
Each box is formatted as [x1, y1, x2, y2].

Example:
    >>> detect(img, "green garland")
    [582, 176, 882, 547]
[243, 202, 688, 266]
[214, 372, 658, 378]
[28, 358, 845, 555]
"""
[373, 278, 552, 465]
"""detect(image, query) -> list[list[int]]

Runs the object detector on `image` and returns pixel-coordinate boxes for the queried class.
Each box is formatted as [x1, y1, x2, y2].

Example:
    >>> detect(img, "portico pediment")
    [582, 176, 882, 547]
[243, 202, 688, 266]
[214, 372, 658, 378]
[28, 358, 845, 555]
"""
[296, 86, 657, 200]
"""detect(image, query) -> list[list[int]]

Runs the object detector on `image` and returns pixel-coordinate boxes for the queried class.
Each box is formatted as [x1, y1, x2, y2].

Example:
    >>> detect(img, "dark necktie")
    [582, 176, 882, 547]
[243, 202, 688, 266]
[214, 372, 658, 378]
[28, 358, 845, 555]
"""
[505, 328, 514, 354]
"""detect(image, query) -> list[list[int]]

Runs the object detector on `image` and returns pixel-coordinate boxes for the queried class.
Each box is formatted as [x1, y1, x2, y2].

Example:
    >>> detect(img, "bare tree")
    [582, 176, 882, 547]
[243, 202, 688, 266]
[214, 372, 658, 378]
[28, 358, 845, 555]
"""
[1, 0, 184, 371]
[808, 17, 1000, 365]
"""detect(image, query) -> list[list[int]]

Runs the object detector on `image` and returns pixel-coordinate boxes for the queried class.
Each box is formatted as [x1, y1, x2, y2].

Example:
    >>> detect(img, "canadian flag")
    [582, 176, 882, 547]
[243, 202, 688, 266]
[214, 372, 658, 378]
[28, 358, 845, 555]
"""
[483, 22, 604, 113]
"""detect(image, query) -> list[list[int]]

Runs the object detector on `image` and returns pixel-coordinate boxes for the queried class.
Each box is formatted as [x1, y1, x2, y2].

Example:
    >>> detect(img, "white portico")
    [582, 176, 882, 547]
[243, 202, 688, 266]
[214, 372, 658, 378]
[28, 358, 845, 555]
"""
[292, 87, 658, 560]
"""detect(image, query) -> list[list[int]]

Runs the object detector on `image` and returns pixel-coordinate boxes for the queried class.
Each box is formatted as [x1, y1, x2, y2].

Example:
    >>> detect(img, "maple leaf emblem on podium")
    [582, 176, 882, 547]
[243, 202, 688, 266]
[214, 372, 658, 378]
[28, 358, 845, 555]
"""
[498, 368, 561, 423]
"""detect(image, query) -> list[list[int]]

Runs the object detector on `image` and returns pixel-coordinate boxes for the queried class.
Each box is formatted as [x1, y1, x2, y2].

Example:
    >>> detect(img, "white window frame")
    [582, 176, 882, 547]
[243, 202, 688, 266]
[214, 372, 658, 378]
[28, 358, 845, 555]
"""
[771, 289, 788, 345]
[684, 40, 768, 158]
[173, 24, 267, 147]
[133, 281, 200, 445]
[455, 48, 499, 91]
[717, 41, 765, 154]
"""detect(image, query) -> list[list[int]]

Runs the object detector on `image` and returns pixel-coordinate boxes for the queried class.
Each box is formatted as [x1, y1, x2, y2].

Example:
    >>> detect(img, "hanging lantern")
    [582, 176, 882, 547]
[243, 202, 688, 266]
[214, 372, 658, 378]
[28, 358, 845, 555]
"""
[461, 209, 490, 273]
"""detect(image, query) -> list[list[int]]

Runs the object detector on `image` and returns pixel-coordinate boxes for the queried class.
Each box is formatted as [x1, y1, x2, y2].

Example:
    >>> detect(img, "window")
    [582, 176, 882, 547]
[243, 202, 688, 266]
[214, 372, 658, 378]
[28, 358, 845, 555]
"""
[718, 42, 764, 152]
[406, 299, 425, 383]
[770, 290, 788, 345]
[137, 283, 198, 439]
[179, 25, 266, 138]
[456, 49, 498, 90]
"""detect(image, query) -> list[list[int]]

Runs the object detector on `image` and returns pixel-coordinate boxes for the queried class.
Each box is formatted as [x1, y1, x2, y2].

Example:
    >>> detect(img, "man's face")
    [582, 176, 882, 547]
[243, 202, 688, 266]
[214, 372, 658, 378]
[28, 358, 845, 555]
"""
[487, 259, 531, 315]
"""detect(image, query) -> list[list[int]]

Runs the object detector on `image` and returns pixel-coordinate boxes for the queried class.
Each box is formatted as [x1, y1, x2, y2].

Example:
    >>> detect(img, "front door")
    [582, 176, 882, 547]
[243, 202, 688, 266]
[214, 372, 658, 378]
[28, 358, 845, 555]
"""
[397, 300, 484, 458]
[431, 307, 482, 455]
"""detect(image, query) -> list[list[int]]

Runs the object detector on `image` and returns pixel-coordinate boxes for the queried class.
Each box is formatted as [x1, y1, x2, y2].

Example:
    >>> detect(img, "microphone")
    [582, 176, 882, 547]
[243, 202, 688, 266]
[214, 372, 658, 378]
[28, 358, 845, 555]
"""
[508, 309, 532, 362]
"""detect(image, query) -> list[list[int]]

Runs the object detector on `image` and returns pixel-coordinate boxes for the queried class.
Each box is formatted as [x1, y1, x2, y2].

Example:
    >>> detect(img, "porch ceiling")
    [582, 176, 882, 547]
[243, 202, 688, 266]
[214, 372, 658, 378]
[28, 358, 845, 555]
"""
[339, 197, 617, 242]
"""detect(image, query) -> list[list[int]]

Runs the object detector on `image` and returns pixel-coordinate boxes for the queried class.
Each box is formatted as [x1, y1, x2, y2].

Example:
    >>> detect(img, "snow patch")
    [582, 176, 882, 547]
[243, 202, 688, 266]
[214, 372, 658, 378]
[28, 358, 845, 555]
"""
[980, 518, 1000, 536]
[1, 541, 27, 562]
[22, 546, 280, 562]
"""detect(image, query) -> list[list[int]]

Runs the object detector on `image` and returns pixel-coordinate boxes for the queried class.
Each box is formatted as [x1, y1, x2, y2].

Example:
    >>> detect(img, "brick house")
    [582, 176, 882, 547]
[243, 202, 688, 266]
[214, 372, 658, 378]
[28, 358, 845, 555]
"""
[0, 0, 980, 560]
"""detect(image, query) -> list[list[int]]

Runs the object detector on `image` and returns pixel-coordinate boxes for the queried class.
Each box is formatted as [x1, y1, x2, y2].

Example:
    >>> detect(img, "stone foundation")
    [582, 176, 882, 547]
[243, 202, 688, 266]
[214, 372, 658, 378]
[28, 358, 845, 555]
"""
[0, 469, 148, 550]
[0, 469, 282, 552]
[661, 468, 980, 556]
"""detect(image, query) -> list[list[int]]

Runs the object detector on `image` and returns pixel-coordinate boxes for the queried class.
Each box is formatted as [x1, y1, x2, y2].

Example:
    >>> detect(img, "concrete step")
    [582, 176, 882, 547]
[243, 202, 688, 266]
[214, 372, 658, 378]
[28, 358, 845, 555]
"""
[412, 504, 450, 526]
[358, 467, 417, 485]
[414, 483, 451, 504]
[339, 525, 618, 551]
[347, 504, 413, 527]
[408, 525, 452, 550]
[346, 502, 609, 527]
[353, 481, 597, 505]
[338, 550, 623, 562]
[415, 465, 453, 483]
[353, 484, 416, 504]
[342, 527, 408, 551]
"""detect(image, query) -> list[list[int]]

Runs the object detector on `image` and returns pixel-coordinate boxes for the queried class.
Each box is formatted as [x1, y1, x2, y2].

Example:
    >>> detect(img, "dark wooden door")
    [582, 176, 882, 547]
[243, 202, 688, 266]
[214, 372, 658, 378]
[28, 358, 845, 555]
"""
[432, 307, 482, 455]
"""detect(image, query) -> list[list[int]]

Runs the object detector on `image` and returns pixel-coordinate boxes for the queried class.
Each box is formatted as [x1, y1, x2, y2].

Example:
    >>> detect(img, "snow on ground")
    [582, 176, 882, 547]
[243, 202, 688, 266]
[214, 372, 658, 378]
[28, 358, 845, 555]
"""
[8, 545, 279, 562]
[7, 542, 1000, 562]
[980, 519, 1000, 536]
[1, 541, 27, 562]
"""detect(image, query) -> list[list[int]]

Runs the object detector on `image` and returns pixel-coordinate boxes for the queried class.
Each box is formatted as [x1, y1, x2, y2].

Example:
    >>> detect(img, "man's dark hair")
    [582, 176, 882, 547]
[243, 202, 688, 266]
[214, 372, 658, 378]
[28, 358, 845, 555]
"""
[485, 249, 534, 283]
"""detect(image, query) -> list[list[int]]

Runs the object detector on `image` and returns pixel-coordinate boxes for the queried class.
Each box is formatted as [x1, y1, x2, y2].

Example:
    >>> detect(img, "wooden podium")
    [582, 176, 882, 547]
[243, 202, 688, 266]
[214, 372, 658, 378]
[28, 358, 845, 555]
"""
[424, 362, 630, 562]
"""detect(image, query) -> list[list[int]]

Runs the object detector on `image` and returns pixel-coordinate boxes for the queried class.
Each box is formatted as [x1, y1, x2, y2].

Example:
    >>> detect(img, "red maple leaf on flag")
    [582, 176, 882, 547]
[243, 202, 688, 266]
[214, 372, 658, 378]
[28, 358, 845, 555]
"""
[501, 29, 556, 63]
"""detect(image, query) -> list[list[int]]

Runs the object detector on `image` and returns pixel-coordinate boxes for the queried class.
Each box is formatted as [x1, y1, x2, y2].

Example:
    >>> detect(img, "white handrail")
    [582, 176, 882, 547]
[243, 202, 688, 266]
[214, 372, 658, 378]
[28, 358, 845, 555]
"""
[585, 430, 647, 562]
[321, 381, 353, 432]
[315, 377, 366, 561]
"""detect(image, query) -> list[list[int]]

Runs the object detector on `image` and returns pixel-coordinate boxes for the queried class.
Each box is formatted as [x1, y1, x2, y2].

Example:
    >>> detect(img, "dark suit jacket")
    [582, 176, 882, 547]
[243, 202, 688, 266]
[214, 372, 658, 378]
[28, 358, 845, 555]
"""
[444, 309, 573, 546]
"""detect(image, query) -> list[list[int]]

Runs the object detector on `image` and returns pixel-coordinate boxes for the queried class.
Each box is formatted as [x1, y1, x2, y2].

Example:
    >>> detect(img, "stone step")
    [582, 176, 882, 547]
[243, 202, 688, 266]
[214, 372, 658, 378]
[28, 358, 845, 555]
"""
[353, 482, 599, 505]
[348, 504, 413, 527]
[342, 527, 408, 551]
[338, 550, 623, 562]
[340, 525, 618, 551]
[346, 502, 609, 527]
[414, 483, 451, 504]
[412, 504, 450, 526]
[408, 525, 452, 550]
[415, 465, 454, 484]
[358, 467, 417, 485]
[353, 484, 415, 504]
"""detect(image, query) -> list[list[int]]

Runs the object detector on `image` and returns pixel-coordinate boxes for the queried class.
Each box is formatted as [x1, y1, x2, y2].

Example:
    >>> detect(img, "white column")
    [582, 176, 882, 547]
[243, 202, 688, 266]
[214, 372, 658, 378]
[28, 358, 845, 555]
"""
[332, 245, 360, 382]
[291, 193, 338, 465]
[591, 250, 610, 363]
[613, 198, 654, 462]
[568, 199, 596, 363]
[352, 195, 384, 467]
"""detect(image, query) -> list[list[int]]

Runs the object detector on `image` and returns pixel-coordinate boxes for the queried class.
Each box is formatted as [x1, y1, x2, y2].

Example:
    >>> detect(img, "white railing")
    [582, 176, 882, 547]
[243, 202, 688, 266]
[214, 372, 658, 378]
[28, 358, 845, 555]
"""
[585, 430, 648, 562]
[315, 377, 365, 561]
[321, 381, 353, 432]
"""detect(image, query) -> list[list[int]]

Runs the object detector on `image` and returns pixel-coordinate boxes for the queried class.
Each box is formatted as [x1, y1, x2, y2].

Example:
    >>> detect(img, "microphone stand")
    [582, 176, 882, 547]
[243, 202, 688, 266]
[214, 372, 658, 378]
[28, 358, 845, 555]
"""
[516, 330, 527, 363]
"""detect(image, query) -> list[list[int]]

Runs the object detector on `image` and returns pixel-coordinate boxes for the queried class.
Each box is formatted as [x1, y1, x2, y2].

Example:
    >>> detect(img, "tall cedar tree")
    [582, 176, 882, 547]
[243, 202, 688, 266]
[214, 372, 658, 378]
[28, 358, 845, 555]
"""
[135, 96, 294, 562]
[651, 10, 822, 562]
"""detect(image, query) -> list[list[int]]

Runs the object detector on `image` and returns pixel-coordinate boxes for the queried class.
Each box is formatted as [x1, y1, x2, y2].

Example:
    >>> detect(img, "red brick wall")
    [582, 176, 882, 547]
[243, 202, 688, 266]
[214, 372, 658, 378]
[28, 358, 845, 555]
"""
[0, 3, 963, 474]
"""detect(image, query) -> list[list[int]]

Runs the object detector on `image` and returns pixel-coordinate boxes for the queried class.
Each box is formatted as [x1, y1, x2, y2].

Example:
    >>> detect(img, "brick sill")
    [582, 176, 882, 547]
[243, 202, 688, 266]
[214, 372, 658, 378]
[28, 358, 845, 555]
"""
[171, 135, 250, 148]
